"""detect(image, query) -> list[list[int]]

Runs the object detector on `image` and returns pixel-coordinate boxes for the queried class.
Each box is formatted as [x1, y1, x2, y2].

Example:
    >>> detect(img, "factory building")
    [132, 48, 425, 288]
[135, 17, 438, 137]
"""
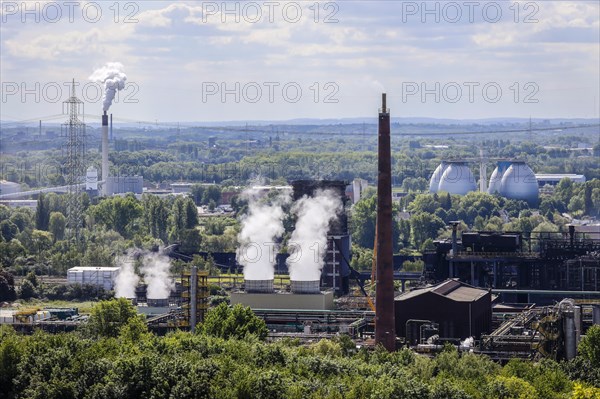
[104, 176, 144, 196]
[395, 279, 492, 341]
[536, 174, 586, 187]
[67, 266, 119, 291]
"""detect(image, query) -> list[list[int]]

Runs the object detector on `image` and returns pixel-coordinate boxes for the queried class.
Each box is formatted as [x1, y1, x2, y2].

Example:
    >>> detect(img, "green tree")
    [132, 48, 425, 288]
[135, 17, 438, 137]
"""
[90, 195, 143, 238]
[410, 212, 445, 248]
[202, 185, 222, 205]
[351, 195, 401, 251]
[0, 220, 18, 241]
[19, 279, 37, 299]
[86, 298, 143, 338]
[48, 212, 66, 242]
[578, 325, 600, 368]
[0, 268, 17, 301]
[35, 193, 50, 231]
[201, 303, 268, 340]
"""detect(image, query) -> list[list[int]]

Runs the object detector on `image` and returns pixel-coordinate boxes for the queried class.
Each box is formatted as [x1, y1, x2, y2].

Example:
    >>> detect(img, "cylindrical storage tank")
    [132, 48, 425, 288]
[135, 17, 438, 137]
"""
[499, 162, 539, 205]
[488, 161, 512, 195]
[290, 280, 320, 294]
[438, 162, 476, 195]
[563, 310, 576, 360]
[429, 162, 448, 193]
[244, 279, 274, 293]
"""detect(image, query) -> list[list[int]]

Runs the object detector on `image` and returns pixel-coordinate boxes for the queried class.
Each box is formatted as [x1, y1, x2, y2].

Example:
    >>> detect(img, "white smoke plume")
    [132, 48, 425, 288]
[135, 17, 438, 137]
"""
[237, 187, 291, 281]
[89, 62, 127, 111]
[287, 189, 342, 281]
[141, 252, 174, 299]
[115, 258, 139, 298]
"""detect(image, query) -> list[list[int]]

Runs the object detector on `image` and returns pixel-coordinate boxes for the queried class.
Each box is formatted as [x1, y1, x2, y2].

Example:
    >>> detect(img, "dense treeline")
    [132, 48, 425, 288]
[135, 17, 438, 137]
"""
[0, 299, 599, 399]
[1, 179, 598, 279]
[2, 135, 599, 189]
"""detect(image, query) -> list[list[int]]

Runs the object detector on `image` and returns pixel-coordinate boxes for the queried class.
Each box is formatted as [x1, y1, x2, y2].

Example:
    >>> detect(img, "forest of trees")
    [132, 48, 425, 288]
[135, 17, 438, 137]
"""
[1, 299, 599, 399]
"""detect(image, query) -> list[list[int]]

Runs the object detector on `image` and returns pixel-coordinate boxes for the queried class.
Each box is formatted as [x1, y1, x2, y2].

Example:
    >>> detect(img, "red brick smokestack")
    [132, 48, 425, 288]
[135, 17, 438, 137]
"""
[375, 93, 396, 351]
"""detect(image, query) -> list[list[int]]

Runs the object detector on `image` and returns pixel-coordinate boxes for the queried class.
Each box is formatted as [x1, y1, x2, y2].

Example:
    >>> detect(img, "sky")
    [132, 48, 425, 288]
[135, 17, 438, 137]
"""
[1, 0, 599, 123]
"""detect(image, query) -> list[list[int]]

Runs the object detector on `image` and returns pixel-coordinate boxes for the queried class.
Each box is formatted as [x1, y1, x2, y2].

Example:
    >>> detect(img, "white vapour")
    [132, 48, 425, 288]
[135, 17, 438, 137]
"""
[89, 62, 127, 111]
[287, 189, 342, 281]
[141, 252, 174, 299]
[115, 259, 139, 298]
[237, 187, 291, 281]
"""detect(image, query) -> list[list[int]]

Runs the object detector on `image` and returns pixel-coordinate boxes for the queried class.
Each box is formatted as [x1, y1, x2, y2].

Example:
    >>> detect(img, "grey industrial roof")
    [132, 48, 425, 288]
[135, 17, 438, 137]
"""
[395, 279, 488, 303]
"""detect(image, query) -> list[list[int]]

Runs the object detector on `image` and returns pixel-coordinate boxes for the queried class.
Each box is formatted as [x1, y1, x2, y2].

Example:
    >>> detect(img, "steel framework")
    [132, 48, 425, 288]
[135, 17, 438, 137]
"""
[62, 79, 86, 240]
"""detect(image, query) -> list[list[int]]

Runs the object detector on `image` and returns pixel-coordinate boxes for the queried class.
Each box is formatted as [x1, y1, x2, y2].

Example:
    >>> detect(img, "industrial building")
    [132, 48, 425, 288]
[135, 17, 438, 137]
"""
[395, 279, 492, 342]
[67, 266, 120, 291]
[535, 174, 586, 186]
[424, 226, 600, 304]
[104, 176, 144, 196]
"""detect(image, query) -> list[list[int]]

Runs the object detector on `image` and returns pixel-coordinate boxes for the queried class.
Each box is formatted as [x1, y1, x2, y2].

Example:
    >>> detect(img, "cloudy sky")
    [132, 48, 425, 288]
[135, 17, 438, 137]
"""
[1, 1, 599, 122]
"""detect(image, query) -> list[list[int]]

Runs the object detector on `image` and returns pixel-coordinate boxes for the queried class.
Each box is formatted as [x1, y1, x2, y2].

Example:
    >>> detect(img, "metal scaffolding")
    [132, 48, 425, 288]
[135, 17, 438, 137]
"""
[62, 79, 86, 240]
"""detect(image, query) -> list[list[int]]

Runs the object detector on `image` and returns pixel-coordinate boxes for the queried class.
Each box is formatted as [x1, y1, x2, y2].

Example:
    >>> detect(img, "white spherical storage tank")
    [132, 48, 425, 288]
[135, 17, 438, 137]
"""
[488, 161, 512, 195]
[438, 162, 477, 195]
[429, 161, 449, 193]
[499, 162, 539, 205]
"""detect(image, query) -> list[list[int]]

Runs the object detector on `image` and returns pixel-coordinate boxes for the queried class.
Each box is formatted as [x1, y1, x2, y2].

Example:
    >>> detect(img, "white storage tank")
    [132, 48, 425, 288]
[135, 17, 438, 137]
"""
[499, 162, 539, 205]
[429, 162, 449, 193]
[437, 162, 476, 195]
[488, 161, 512, 195]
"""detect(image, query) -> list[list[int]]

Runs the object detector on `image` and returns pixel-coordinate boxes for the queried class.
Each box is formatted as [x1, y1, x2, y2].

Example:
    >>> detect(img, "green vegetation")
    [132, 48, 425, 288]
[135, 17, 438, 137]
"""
[0, 300, 598, 399]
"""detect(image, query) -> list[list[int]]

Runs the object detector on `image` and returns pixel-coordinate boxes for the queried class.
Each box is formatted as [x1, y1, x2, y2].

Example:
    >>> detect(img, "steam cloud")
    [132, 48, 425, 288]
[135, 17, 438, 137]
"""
[141, 252, 174, 299]
[115, 258, 139, 298]
[237, 187, 291, 281]
[287, 189, 342, 281]
[89, 62, 127, 111]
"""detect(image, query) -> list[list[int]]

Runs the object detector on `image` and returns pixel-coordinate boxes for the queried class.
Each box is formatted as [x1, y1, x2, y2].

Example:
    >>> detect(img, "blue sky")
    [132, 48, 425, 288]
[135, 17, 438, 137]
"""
[1, 1, 599, 122]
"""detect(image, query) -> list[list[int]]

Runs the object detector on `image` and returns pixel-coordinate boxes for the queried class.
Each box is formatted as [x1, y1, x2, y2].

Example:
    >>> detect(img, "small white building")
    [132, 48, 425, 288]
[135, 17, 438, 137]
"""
[67, 266, 120, 291]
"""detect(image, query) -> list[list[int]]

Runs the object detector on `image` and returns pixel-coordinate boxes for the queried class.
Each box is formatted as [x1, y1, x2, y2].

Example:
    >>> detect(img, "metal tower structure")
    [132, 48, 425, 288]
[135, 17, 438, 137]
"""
[62, 79, 86, 240]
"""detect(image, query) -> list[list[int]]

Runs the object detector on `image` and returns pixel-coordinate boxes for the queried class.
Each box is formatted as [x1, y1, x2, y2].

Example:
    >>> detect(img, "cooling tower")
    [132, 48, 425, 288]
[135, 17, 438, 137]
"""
[244, 279, 274, 293]
[290, 280, 320, 294]
[429, 161, 449, 193]
[499, 162, 539, 205]
[437, 161, 477, 195]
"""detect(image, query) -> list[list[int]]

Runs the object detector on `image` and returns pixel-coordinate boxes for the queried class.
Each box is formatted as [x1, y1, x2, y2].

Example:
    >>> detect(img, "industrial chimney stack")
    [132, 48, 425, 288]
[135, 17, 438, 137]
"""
[375, 93, 396, 351]
[101, 111, 109, 193]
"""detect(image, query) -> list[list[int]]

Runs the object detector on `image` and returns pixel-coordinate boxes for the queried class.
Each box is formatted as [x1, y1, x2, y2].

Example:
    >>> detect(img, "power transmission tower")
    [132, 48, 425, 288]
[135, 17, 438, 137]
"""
[62, 79, 86, 241]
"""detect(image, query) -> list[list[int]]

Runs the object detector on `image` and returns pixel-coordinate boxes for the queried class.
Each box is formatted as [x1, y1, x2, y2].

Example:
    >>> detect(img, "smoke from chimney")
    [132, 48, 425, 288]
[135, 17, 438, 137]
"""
[89, 62, 127, 112]
[237, 187, 290, 281]
[286, 189, 341, 281]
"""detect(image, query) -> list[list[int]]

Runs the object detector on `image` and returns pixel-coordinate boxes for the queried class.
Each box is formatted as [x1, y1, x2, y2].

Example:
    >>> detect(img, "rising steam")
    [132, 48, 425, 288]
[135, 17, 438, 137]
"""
[287, 189, 342, 281]
[89, 62, 127, 111]
[115, 258, 139, 298]
[237, 187, 291, 281]
[141, 252, 174, 299]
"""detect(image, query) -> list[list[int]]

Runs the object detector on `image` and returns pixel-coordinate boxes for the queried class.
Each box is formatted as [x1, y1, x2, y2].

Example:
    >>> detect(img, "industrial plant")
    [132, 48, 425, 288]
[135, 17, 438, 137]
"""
[1, 91, 599, 363]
